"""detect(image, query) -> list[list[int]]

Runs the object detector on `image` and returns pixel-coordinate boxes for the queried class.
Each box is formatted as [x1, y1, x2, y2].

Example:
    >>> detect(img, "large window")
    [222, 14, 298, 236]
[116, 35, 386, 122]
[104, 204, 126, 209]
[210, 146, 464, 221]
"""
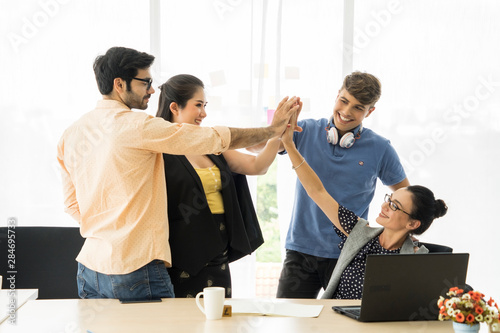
[1, 0, 499, 298]
[1, 0, 151, 228]
[352, 0, 500, 298]
[156, 0, 344, 297]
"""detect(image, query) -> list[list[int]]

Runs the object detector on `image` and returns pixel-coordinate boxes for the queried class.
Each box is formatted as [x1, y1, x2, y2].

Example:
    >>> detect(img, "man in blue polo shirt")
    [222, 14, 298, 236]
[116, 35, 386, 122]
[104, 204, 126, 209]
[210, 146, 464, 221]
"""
[276, 71, 409, 298]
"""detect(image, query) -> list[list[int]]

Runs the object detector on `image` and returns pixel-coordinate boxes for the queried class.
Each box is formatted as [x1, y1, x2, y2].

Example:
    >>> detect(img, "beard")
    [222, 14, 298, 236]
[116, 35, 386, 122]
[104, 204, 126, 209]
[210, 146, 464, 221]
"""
[123, 91, 150, 110]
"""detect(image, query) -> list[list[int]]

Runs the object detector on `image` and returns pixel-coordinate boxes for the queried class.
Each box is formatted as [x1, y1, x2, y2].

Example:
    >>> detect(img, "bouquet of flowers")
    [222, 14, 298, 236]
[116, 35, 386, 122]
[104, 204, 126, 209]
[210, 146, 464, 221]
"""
[438, 287, 499, 330]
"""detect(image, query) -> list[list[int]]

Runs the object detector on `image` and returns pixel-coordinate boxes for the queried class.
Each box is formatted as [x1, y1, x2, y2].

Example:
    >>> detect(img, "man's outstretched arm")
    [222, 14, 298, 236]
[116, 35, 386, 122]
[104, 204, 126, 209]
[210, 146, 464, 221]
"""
[229, 96, 301, 150]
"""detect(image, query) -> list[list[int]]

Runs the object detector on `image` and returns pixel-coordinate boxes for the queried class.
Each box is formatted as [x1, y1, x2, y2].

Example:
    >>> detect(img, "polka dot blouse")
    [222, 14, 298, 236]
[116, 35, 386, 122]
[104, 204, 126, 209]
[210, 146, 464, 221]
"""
[332, 205, 400, 300]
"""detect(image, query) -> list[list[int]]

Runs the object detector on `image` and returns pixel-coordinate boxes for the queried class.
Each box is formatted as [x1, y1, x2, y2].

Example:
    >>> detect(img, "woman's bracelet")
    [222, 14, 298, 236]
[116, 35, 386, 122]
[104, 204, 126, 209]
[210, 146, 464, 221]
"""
[292, 158, 305, 170]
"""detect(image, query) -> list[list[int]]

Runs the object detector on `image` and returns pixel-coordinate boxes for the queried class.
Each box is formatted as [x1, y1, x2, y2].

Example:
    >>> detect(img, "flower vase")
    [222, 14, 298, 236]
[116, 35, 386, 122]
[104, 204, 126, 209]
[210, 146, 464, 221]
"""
[453, 322, 480, 333]
[491, 323, 500, 333]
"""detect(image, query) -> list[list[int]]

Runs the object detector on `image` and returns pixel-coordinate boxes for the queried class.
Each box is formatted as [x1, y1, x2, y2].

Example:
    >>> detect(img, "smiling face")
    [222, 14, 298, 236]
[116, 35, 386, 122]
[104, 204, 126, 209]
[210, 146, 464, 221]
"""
[332, 89, 374, 136]
[170, 87, 207, 125]
[376, 188, 417, 233]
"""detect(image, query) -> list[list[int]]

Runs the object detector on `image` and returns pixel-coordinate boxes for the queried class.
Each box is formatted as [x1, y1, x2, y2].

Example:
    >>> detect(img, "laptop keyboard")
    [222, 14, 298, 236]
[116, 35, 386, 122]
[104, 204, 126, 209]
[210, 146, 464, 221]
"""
[343, 307, 361, 317]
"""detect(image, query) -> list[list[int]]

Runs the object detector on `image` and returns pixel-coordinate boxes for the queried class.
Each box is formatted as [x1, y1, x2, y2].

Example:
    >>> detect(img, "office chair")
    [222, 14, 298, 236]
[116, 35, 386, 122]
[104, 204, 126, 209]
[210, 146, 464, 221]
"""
[0, 226, 85, 299]
[417, 243, 475, 294]
[418, 242, 453, 253]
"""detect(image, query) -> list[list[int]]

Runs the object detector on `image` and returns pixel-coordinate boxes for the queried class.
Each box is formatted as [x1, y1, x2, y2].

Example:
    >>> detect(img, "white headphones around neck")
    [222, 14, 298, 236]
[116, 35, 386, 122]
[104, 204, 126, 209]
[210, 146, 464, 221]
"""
[325, 118, 363, 149]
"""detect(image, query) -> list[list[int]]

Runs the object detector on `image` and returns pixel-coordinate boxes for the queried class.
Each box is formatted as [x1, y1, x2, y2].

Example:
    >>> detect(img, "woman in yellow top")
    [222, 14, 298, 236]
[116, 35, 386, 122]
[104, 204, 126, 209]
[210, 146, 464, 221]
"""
[156, 74, 297, 297]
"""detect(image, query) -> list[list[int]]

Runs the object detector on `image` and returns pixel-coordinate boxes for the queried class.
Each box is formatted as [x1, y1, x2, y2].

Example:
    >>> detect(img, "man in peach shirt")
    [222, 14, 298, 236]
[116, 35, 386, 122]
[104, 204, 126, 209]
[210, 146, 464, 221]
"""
[57, 47, 299, 300]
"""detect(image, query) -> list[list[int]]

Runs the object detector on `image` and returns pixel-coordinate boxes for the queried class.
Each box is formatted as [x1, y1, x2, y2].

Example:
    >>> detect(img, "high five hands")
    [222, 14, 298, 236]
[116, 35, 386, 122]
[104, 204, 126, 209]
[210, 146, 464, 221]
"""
[270, 96, 303, 138]
[282, 102, 299, 148]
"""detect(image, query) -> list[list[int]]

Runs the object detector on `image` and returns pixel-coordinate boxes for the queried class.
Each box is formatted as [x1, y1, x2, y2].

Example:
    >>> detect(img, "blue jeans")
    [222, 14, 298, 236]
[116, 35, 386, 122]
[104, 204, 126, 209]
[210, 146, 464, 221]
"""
[77, 260, 175, 300]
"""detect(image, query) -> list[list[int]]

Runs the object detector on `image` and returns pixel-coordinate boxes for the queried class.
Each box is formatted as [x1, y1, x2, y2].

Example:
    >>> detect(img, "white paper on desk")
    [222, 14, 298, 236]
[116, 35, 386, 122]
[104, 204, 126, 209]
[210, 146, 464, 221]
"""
[224, 300, 323, 318]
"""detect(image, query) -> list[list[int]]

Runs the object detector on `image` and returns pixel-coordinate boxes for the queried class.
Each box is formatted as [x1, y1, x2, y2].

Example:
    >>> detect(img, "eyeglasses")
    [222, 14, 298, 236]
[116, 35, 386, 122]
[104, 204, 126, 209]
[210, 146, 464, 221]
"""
[132, 77, 153, 90]
[384, 194, 413, 217]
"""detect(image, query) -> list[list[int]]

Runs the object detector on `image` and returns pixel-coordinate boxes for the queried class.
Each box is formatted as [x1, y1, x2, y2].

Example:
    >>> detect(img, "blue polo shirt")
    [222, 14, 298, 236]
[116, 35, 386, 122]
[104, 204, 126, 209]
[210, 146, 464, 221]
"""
[284, 118, 406, 259]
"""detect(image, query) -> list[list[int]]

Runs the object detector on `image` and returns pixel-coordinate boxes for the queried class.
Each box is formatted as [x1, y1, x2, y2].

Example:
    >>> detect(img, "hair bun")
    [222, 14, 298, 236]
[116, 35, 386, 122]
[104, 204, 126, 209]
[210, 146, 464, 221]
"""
[434, 199, 448, 218]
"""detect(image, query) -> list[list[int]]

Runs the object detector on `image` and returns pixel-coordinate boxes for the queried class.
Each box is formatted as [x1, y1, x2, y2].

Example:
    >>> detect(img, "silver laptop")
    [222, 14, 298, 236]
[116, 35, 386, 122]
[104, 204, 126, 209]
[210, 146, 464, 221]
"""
[332, 253, 469, 322]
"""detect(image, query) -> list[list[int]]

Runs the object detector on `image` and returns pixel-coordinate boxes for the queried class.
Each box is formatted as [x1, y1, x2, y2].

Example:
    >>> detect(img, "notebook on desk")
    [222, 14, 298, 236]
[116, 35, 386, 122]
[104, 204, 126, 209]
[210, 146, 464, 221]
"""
[332, 253, 469, 322]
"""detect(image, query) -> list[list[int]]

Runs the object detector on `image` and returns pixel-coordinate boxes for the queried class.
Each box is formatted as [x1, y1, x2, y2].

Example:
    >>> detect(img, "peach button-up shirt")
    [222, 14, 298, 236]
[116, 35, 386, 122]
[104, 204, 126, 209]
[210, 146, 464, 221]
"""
[57, 100, 231, 274]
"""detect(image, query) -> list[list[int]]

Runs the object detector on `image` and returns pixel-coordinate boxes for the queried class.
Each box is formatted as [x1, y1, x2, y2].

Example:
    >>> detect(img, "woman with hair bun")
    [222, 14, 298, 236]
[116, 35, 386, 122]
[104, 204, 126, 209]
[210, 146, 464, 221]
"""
[281, 114, 448, 300]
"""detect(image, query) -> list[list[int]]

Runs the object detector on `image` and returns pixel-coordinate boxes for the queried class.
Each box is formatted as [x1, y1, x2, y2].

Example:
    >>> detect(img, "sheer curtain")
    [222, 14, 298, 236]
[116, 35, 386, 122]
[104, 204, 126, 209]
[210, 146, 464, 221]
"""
[351, 0, 500, 298]
[156, 0, 344, 297]
[0, 0, 151, 227]
[1, 0, 498, 299]
[277, 0, 500, 299]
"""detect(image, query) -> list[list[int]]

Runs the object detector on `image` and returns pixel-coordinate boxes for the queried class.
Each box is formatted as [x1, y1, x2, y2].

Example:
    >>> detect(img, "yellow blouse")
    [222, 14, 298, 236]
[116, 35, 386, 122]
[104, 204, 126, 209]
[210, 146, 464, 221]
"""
[195, 165, 225, 214]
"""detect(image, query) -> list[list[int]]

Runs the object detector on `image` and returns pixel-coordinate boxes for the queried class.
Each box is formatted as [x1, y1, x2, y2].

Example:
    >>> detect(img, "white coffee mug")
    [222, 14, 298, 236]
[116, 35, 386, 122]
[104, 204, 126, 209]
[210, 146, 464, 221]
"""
[195, 287, 225, 320]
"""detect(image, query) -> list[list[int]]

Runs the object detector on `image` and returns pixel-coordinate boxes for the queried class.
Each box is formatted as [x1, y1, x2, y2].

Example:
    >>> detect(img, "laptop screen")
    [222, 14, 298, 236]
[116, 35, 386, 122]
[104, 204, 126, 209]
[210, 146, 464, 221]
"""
[334, 253, 469, 322]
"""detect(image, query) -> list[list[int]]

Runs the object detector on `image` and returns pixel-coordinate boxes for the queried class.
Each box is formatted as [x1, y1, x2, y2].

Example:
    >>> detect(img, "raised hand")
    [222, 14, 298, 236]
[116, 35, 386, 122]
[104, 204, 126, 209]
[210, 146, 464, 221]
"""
[292, 97, 303, 133]
[270, 96, 300, 138]
[282, 108, 297, 148]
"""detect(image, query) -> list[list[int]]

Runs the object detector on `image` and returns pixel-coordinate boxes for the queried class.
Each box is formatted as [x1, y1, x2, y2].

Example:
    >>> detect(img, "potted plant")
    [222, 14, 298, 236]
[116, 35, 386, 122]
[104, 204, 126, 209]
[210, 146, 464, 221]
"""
[438, 287, 499, 332]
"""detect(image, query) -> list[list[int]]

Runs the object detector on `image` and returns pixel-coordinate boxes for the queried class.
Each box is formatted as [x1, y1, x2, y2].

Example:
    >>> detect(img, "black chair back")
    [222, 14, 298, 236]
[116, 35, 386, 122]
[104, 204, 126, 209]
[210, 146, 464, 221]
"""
[0, 226, 84, 299]
[418, 242, 453, 253]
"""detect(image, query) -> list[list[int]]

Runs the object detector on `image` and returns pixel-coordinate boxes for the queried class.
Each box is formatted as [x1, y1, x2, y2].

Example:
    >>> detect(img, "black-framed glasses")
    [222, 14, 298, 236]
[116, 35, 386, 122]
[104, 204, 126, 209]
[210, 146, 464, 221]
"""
[132, 77, 153, 90]
[384, 194, 413, 217]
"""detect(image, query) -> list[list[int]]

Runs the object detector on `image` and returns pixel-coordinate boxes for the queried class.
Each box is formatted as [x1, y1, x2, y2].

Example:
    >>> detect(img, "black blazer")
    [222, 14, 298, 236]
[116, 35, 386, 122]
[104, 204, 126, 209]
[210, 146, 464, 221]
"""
[163, 154, 264, 276]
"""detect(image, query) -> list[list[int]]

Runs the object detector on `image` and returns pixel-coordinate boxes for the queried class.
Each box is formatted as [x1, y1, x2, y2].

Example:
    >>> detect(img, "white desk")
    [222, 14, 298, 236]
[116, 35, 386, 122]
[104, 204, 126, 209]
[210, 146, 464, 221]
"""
[0, 297, 476, 333]
[0, 289, 38, 325]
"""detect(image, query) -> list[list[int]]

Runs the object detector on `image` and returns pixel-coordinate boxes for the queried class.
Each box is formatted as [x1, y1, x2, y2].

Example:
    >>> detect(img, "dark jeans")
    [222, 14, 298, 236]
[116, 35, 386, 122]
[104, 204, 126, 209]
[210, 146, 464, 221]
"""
[168, 261, 232, 298]
[77, 260, 175, 300]
[168, 214, 232, 298]
[276, 249, 338, 299]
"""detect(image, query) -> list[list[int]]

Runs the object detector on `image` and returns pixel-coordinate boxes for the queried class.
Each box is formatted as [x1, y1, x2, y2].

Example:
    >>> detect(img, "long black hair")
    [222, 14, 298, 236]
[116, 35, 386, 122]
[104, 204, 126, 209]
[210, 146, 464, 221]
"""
[156, 74, 204, 121]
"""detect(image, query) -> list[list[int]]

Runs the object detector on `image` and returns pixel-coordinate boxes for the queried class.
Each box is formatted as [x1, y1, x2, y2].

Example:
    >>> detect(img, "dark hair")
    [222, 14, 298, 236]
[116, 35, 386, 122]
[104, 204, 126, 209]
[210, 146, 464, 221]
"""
[156, 74, 204, 121]
[341, 71, 381, 107]
[407, 185, 448, 235]
[93, 47, 155, 95]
